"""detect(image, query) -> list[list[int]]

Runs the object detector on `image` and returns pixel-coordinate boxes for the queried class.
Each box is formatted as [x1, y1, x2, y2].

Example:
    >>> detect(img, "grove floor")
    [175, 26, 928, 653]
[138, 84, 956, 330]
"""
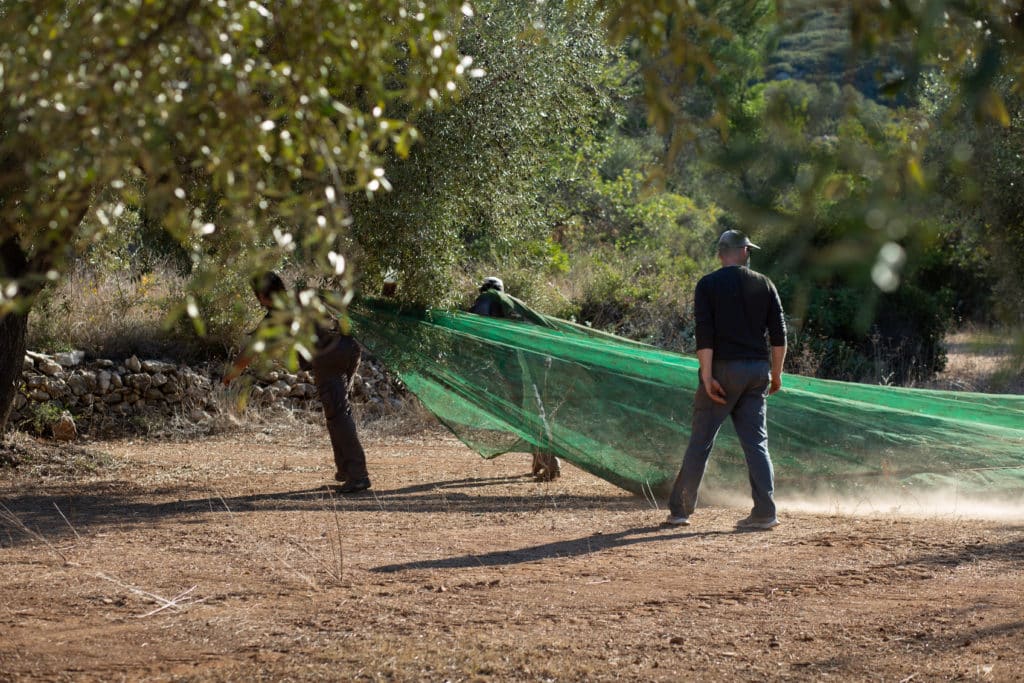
[1, 426, 1022, 682]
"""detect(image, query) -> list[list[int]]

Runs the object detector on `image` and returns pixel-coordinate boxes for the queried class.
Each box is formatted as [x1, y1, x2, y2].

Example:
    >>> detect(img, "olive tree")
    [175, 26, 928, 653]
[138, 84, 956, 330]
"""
[348, 0, 613, 306]
[0, 0, 475, 432]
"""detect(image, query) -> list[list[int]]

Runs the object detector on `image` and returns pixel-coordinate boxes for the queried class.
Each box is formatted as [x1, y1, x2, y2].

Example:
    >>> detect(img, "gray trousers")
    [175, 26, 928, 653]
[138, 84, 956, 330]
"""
[669, 359, 776, 519]
[311, 335, 367, 480]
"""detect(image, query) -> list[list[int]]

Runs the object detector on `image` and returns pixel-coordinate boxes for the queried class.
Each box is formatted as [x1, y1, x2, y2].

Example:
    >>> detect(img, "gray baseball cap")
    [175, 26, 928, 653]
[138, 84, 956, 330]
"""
[718, 229, 760, 250]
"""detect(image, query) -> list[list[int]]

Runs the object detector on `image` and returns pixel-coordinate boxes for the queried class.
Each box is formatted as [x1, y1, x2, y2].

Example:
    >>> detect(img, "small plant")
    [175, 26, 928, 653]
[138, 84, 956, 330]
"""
[26, 402, 63, 437]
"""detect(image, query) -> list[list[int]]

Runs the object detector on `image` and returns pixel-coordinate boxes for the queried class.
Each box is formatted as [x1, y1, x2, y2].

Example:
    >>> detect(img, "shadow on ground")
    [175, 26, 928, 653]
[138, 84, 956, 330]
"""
[0, 475, 648, 549]
[370, 525, 730, 572]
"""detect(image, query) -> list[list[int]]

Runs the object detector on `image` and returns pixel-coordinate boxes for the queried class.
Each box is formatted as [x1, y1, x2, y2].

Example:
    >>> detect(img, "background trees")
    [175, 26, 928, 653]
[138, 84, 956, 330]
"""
[599, 0, 1024, 380]
[3, 0, 1023, 432]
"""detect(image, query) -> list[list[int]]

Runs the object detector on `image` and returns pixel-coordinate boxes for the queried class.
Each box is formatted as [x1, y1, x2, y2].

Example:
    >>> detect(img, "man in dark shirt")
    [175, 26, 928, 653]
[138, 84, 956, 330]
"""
[666, 230, 787, 529]
[225, 272, 371, 494]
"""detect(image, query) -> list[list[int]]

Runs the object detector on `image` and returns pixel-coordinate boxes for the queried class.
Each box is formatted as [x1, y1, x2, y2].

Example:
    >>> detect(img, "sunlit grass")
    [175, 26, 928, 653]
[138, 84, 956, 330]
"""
[929, 325, 1024, 394]
[26, 262, 257, 361]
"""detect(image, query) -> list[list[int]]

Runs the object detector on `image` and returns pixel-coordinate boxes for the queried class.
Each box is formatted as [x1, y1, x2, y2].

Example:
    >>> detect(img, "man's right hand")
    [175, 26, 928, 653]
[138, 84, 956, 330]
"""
[770, 345, 786, 396]
[702, 375, 727, 405]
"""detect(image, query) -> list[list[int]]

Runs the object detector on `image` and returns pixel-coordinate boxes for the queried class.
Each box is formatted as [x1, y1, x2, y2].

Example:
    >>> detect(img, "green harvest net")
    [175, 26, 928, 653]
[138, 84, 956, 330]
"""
[350, 300, 1024, 501]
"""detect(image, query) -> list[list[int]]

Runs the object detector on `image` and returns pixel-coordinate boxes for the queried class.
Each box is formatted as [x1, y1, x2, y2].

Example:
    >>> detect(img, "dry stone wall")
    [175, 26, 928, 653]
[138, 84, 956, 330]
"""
[11, 349, 405, 439]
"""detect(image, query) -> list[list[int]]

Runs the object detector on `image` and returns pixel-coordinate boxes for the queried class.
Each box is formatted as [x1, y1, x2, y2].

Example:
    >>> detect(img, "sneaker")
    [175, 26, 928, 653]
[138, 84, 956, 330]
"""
[664, 513, 690, 526]
[736, 515, 779, 530]
[337, 477, 371, 494]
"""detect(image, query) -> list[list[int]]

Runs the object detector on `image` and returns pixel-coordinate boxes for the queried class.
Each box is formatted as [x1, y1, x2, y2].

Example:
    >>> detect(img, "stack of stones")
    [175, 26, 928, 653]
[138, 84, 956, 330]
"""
[10, 350, 405, 440]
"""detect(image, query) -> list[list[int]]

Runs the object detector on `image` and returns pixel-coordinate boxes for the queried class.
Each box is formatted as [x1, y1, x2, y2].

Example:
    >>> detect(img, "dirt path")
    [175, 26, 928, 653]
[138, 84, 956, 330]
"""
[1, 428, 1022, 682]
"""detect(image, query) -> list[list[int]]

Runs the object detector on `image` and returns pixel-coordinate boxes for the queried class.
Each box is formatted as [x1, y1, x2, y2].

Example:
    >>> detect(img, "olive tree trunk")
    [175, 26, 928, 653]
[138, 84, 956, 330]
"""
[0, 237, 31, 435]
[0, 308, 28, 434]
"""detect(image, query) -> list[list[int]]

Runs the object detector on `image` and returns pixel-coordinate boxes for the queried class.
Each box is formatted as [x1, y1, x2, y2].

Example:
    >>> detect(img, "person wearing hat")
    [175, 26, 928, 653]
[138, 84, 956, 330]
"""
[468, 276, 561, 481]
[469, 276, 512, 317]
[665, 229, 787, 529]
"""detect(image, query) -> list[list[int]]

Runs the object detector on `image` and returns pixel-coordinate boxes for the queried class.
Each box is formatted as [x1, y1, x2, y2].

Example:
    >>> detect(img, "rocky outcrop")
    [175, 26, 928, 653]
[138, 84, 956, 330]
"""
[11, 350, 406, 439]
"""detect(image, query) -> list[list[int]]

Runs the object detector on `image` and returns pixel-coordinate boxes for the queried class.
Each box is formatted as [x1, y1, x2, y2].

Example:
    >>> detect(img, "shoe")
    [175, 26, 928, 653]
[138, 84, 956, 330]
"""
[664, 513, 690, 526]
[337, 477, 371, 494]
[334, 471, 347, 483]
[736, 515, 779, 530]
[532, 453, 561, 481]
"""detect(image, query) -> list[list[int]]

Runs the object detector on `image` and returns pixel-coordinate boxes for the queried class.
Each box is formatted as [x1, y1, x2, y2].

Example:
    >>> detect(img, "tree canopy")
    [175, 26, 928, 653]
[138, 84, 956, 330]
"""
[0, 0, 477, 428]
[1, 0, 475, 315]
[347, 0, 612, 307]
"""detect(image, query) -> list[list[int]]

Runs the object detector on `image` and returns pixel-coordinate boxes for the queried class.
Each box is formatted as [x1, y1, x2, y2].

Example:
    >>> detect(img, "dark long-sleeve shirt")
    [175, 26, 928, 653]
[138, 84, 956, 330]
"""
[469, 289, 515, 318]
[693, 265, 786, 360]
[469, 290, 555, 328]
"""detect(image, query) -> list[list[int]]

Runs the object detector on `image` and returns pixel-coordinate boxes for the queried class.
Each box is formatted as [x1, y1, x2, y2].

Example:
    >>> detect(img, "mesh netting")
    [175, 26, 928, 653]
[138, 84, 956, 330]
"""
[351, 300, 1024, 499]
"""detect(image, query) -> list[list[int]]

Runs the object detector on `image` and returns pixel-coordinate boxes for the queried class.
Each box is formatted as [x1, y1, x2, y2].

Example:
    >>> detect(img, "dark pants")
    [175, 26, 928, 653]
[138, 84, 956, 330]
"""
[311, 335, 367, 481]
[669, 359, 776, 519]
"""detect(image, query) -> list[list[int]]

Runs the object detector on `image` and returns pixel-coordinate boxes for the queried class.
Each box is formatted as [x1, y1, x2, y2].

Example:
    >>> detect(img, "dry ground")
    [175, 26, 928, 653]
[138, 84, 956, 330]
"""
[1, 423, 1022, 682]
[929, 329, 1024, 394]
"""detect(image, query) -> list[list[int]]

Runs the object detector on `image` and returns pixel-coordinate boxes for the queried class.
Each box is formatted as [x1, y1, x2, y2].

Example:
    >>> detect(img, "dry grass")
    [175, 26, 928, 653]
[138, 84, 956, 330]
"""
[27, 260, 259, 360]
[28, 263, 188, 355]
[0, 430, 117, 479]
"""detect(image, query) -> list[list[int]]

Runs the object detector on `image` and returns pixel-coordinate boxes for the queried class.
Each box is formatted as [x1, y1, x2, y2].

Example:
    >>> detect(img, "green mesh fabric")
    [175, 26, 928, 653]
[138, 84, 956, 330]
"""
[351, 300, 1024, 499]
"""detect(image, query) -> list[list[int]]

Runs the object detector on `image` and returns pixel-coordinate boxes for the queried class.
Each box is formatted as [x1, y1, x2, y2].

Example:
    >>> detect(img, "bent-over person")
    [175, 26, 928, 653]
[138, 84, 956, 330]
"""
[469, 276, 561, 481]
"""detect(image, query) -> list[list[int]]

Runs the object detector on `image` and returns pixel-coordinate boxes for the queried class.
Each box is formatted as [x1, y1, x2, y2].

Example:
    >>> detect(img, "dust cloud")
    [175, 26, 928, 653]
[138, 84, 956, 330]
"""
[779, 490, 1023, 521]
[702, 486, 1023, 521]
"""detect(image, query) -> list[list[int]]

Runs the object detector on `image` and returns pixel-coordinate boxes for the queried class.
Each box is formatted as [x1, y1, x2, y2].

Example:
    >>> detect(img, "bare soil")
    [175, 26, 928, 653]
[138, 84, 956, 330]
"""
[1, 426, 1022, 682]
[929, 329, 1024, 394]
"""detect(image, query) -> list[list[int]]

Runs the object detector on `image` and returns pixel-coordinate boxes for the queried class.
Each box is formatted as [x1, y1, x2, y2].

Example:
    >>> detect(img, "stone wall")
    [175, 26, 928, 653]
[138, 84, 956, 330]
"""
[10, 350, 406, 439]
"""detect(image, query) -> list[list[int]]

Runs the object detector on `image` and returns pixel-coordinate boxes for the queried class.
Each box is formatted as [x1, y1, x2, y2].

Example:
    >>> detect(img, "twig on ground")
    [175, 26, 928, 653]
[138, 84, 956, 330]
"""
[52, 502, 81, 542]
[95, 572, 205, 618]
[213, 489, 235, 518]
[285, 537, 342, 583]
[329, 493, 345, 582]
[138, 586, 204, 618]
[640, 479, 659, 510]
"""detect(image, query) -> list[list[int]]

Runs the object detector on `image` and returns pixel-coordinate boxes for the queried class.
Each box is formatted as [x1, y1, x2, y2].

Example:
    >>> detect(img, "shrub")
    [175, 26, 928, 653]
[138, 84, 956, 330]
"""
[25, 401, 63, 437]
[26, 258, 262, 363]
[175, 262, 262, 356]
[559, 247, 703, 350]
[776, 275, 951, 384]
